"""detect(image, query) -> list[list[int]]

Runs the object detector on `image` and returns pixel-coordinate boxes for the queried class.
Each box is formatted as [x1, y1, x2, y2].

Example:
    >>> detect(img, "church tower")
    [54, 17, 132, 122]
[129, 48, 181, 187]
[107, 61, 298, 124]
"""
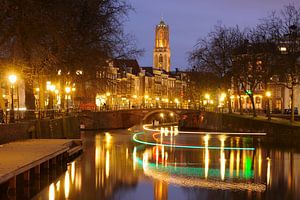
[153, 19, 171, 72]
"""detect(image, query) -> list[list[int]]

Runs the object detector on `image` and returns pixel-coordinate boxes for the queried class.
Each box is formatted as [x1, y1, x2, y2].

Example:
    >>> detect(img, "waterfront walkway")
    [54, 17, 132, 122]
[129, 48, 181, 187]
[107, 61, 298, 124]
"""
[0, 139, 81, 185]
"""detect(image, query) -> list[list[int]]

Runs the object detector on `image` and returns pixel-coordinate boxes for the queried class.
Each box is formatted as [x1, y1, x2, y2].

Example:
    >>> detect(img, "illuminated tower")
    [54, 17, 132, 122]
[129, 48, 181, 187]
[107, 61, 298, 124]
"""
[153, 19, 171, 72]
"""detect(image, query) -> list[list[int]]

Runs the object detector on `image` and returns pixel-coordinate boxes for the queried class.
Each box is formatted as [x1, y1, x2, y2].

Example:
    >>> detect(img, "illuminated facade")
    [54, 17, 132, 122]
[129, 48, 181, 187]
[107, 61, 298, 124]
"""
[153, 19, 171, 72]
[93, 59, 187, 110]
[92, 19, 187, 110]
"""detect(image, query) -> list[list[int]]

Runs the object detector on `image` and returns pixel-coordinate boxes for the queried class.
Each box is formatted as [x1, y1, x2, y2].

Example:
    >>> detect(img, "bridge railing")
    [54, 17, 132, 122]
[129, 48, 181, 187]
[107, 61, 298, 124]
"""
[88, 105, 207, 112]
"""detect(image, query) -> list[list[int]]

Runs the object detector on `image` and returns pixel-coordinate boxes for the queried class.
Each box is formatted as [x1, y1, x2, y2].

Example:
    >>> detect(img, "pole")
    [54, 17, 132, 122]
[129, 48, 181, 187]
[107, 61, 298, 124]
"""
[10, 85, 15, 123]
[267, 97, 271, 120]
[38, 92, 41, 119]
[291, 86, 294, 123]
[66, 96, 69, 116]
[49, 92, 54, 119]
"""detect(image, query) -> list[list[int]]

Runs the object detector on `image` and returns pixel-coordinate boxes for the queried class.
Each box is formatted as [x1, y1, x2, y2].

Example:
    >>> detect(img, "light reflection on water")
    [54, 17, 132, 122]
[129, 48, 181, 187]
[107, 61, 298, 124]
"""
[31, 127, 300, 200]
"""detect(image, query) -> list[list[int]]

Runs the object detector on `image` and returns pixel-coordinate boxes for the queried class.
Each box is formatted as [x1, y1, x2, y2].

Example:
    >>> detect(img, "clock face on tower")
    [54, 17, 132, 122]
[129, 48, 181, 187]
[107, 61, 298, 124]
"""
[154, 20, 171, 72]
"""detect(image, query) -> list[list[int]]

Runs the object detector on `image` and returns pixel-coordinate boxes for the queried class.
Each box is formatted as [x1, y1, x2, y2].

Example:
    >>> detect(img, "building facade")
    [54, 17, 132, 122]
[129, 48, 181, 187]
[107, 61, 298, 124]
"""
[91, 19, 187, 110]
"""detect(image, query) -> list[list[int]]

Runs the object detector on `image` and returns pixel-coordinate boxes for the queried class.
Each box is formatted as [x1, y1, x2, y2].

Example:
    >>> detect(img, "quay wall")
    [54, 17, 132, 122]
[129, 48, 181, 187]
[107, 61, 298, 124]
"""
[0, 116, 80, 144]
[180, 112, 300, 144]
[80, 110, 143, 130]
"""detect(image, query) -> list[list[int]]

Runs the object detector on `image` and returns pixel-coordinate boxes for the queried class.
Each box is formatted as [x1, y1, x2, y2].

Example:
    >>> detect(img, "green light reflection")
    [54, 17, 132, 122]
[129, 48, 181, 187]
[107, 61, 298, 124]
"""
[136, 157, 254, 179]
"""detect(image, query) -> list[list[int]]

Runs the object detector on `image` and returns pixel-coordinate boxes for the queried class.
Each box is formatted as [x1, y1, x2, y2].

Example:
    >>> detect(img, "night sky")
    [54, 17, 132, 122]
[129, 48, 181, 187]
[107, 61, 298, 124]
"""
[125, 0, 300, 70]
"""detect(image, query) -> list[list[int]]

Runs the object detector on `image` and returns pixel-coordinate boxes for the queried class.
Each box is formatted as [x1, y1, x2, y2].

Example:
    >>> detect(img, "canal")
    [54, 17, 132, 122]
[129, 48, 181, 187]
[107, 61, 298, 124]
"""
[31, 125, 300, 200]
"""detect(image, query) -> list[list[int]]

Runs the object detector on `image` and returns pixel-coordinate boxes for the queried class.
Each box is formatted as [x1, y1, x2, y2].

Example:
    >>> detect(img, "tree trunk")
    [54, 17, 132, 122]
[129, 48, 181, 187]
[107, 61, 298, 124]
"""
[291, 86, 294, 123]
[237, 87, 243, 115]
[60, 76, 67, 112]
[25, 79, 36, 119]
[250, 95, 257, 117]
[238, 96, 243, 115]
[227, 91, 232, 114]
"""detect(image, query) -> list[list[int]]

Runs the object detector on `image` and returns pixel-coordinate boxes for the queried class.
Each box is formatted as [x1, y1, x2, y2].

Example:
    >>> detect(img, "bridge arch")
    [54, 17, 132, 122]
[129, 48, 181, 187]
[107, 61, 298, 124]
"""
[142, 109, 180, 123]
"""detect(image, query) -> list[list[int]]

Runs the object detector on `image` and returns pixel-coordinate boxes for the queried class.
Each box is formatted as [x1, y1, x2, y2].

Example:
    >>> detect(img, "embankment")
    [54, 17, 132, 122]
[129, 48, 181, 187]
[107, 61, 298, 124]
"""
[0, 116, 80, 144]
[180, 111, 300, 144]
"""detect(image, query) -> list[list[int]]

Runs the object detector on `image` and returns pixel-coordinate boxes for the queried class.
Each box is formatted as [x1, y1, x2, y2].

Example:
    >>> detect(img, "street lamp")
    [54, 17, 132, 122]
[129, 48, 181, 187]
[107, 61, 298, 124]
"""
[47, 83, 55, 119]
[65, 86, 71, 115]
[155, 97, 159, 108]
[205, 93, 210, 100]
[265, 91, 272, 120]
[160, 113, 164, 124]
[219, 93, 227, 113]
[144, 95, 149, 108]
[204, 93, 210, 111]
[8, 74, 17, 123]
[35, 87, 41, 119]
[170, 112, 174, 122]
[174, 98, 179, 108]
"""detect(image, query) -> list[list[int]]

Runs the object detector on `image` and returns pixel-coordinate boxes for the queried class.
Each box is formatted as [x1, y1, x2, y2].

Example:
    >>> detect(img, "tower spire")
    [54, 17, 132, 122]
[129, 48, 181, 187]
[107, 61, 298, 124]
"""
[153, 19, 171, 72]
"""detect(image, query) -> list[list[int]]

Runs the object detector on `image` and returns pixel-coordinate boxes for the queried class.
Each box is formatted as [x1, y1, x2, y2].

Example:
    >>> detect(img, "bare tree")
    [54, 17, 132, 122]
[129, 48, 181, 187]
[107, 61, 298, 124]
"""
[0, 0, 143, 113]
[188, 24, 244, 113]
[258, 4, 300, 122]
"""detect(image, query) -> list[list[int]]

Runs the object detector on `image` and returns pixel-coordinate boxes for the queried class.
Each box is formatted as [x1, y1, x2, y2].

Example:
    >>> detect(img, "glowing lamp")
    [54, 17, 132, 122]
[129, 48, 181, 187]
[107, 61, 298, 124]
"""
[65, 87, 71, 94]
[8, 74, 17, 84]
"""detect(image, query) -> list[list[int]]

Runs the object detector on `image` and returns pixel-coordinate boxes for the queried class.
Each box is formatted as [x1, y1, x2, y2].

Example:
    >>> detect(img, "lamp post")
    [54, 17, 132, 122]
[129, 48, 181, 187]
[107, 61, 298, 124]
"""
[266, 91, 272, 120]
[47, 83, 55, 119]
[35, 88, 41, 119]
[174, 98, 179, 108]
[155, 97, 159, 108]
[160, 113, 164, 124]
[219, 93, 226, 113]
[204, 93, 210, 111]
[144, 95, 149, 108]
[8, 74, 17, 123]
[65, 86, 71, 115]
[170, 112, 174, 122]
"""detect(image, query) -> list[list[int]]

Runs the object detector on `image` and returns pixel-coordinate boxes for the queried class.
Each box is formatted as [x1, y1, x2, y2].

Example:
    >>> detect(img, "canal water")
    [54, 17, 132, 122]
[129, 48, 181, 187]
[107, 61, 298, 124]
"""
[32, 126, 300, 200]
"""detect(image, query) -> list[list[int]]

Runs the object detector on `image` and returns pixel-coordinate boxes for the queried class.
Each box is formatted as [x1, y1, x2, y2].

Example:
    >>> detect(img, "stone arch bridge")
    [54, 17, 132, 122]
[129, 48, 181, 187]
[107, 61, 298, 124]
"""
[79, 108, 200, 130]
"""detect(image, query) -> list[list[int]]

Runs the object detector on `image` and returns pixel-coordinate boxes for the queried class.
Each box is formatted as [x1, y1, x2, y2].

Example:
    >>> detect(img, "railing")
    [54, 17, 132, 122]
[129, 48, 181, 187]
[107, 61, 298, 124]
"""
[92, 104, 207, 112]
[0, 108, 80, 124]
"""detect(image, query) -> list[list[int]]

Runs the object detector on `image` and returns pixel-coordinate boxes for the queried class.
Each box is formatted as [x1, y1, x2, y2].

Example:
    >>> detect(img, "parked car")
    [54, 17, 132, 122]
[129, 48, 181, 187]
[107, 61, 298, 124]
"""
[284, 107, 298, 115]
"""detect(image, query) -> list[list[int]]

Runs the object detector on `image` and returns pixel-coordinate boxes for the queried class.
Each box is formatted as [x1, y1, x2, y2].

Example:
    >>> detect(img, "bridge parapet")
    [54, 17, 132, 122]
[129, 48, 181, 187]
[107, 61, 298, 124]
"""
[79, 108, 200, 130]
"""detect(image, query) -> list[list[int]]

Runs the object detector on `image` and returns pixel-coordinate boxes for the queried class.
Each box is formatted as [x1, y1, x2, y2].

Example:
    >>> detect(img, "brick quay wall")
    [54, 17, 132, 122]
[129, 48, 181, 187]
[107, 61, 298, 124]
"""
[0, 116, 80, 144]
[180, 111, 300, 145]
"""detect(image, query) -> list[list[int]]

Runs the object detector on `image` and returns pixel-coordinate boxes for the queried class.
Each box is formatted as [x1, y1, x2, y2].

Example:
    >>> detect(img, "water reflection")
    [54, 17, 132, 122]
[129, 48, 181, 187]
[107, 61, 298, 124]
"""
[64, 171, 70, 199]
[30, 127, 300, 200]
[49, 183, 55, 200]
[204, 135, 209, 179]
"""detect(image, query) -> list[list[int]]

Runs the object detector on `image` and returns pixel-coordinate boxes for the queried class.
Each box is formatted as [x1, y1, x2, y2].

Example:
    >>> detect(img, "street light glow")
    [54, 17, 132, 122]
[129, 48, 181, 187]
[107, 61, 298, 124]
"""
[49, 85, 56, 92]
[205, 94, 210, 100]
[65, 87, 71, 94]
[280, 47, 287, 52]
[8, 74, 17, 84]
[266, 91, 271, 98]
